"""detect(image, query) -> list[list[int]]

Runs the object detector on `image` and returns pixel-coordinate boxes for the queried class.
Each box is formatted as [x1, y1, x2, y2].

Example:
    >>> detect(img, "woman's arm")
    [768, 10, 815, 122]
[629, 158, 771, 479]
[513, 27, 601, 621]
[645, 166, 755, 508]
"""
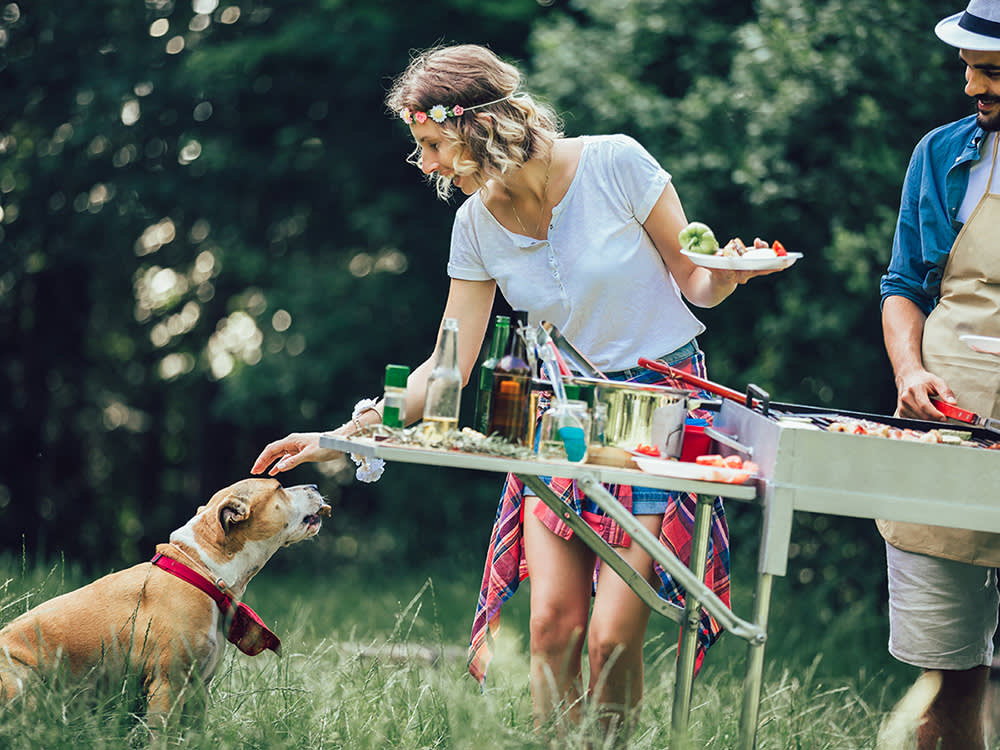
[251, 278, 496, 475]
[642, 182, 779, 308]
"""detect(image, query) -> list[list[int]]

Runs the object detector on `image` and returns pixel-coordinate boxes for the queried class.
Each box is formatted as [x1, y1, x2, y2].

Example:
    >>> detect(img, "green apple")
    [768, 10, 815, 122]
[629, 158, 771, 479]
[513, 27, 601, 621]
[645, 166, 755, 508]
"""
[678, 222, 719, 255]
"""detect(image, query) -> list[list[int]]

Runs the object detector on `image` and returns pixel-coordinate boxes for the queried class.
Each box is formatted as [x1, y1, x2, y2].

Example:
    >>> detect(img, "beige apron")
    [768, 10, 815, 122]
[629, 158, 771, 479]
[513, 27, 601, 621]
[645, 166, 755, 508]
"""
[878, 135, 1000, 566]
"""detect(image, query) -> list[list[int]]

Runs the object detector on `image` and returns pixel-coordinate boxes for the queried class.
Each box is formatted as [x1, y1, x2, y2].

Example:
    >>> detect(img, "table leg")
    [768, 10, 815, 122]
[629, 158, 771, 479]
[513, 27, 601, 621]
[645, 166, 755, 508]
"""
[738, 572, 773, 750]
[669, 493, 714, 749]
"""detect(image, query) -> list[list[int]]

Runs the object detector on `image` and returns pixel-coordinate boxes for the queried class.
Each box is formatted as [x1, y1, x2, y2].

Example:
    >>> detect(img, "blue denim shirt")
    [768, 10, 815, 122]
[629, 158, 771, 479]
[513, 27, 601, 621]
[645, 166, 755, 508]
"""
[880, 115, 987, 315]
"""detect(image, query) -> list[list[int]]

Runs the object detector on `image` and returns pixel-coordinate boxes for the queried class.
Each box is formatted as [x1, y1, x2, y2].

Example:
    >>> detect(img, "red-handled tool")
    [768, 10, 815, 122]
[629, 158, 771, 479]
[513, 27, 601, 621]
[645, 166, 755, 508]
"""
[930, 398, 1000, 435]
[637, 357, 752, 403]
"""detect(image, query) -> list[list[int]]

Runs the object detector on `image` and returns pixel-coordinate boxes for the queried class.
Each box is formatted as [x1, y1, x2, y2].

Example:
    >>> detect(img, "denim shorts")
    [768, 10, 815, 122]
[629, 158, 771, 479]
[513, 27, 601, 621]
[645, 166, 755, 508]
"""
[603, 339, 701, 381]
[886, 542, 999, 670]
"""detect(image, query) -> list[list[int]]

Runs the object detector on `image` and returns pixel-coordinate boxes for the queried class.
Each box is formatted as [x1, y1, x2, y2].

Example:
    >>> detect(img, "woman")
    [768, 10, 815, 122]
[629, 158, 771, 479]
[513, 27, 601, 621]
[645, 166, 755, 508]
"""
[252, 44, 778, 742]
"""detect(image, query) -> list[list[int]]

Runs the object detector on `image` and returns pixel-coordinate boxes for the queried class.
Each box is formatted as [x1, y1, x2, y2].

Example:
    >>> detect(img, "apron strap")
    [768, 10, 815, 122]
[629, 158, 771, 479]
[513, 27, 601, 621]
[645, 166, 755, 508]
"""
[988, 131, 999, 190]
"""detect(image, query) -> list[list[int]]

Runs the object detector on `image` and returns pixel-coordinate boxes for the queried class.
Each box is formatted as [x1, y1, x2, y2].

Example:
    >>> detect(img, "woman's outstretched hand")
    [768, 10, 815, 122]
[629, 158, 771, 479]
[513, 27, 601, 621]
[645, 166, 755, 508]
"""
[251, 431, 340, 476]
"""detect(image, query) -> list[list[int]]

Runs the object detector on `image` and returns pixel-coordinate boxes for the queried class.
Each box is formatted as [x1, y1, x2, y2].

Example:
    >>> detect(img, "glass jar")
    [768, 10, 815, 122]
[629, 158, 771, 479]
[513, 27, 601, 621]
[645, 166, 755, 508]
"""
[537, 399, 591, 463]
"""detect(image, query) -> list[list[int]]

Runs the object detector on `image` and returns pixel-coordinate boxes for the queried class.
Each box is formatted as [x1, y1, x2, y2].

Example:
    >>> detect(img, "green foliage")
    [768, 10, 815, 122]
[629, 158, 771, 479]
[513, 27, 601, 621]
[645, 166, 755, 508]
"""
[0, 0, 983, 633]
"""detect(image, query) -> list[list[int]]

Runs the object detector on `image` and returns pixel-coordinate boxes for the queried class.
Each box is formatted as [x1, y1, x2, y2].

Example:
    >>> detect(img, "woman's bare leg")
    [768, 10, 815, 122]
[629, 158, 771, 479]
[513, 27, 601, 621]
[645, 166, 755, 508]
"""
[522, 495, 597, 727]
[587, 513, 664, 742]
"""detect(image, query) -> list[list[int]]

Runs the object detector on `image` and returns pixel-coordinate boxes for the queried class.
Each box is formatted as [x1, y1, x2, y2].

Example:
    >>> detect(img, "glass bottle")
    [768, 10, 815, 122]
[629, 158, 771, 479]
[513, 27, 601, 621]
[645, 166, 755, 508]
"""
[474, 315, 510, 435]
[422, 318, 461, 441]
[487, 310, 531, 444]
[382, 364, 409, 429]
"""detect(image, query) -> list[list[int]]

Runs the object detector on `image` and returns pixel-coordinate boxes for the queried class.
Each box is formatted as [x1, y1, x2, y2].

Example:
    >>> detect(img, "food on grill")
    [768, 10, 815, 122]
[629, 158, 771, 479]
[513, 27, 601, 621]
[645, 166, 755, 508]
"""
[823, 417, 977, 446]
[693, 454, 759, 483]
[678, 222, 719, 255]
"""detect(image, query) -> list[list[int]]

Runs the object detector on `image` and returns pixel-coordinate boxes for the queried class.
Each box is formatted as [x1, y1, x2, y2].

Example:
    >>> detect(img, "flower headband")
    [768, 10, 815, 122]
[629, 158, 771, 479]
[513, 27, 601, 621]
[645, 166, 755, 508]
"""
[399, 95, 512, 125]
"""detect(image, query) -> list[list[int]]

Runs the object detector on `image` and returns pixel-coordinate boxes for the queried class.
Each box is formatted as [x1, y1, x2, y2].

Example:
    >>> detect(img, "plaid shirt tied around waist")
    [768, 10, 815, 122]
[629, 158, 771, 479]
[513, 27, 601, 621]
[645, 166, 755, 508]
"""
[467, 351, 732, 684]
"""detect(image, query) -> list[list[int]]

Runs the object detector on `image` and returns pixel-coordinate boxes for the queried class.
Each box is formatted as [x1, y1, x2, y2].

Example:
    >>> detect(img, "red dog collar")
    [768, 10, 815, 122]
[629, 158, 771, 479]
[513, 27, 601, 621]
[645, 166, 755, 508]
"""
[151, 553, 281, 656]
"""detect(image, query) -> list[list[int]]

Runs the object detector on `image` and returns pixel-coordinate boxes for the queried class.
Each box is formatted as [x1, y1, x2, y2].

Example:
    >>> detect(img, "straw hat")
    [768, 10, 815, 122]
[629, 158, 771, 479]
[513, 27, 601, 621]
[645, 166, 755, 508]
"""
[937, 0, 1000, 50]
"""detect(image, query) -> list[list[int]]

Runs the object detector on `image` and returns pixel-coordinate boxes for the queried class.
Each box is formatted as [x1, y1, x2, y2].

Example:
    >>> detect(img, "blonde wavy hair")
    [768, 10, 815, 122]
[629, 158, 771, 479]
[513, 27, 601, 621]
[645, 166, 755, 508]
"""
[385, 44, 563, 200]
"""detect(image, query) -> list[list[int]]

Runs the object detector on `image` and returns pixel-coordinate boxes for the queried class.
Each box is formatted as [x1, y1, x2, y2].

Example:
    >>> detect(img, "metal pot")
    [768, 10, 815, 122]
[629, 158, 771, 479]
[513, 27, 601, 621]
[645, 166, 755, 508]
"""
[567, 377, 691, 458]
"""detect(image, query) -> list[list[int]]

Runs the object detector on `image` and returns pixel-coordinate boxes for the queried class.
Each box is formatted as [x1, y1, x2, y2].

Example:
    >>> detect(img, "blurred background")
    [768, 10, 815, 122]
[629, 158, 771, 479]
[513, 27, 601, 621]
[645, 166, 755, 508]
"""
[0, 0, 971, 626]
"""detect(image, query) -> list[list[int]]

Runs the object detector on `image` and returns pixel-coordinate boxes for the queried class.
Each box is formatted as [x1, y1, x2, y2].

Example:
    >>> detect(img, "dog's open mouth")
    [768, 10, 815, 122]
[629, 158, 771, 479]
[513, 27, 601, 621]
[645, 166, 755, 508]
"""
[302, 502, 331, 532]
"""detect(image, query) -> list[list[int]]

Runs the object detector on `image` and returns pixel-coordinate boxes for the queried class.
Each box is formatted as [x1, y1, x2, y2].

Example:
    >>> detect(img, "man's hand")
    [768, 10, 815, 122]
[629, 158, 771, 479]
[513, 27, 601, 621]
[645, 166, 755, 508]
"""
[895, 368, 956, 421]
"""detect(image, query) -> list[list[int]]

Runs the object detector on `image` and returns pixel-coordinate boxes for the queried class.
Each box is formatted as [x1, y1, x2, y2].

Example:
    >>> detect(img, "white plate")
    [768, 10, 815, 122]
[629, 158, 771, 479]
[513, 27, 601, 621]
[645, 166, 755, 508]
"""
[682, 250, 803, 271]
[632, 456, 755, 484]
[960, 334, 1000, 356]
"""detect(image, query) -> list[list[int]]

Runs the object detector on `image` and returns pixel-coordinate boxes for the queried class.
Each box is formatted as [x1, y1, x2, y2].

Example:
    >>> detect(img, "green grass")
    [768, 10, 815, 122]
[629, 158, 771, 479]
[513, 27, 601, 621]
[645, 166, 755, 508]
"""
[0, 552, 918, 749]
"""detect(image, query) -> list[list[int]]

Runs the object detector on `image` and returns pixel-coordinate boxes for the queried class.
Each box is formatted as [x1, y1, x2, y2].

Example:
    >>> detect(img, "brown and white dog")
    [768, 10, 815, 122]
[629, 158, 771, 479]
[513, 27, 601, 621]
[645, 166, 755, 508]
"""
[0, 478, 330, 727]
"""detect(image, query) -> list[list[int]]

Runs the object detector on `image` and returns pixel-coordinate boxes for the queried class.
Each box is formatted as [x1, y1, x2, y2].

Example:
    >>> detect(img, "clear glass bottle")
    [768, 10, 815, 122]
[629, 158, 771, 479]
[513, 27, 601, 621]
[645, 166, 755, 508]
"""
[474, 315, 510, 435]
[487, 310, 531, 444]
[422, 318, 461, 441]
[382, 364, 409, 429]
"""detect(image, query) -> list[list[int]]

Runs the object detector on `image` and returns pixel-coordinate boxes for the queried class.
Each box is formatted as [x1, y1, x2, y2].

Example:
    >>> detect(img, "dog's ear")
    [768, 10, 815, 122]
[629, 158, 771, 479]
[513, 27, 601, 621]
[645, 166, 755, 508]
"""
[218, 497, 251, 533]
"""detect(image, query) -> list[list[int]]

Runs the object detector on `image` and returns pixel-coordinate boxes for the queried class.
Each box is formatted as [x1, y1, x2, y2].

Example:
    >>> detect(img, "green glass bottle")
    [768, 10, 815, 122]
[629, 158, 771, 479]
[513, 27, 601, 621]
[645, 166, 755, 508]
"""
[382, 364, 410, 428]
[474, 315, 510, 434]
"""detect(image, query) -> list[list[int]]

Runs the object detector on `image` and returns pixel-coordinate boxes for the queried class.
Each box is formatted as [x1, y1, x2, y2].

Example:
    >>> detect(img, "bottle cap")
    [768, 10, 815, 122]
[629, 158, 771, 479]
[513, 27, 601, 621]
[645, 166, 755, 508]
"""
[385, 364, 410, 388]
[563, 383, 580, 400]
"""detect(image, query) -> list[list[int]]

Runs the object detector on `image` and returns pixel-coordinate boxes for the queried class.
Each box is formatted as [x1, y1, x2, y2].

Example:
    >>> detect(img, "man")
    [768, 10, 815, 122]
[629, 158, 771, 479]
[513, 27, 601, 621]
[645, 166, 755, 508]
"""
[880, 1, 1000, 747]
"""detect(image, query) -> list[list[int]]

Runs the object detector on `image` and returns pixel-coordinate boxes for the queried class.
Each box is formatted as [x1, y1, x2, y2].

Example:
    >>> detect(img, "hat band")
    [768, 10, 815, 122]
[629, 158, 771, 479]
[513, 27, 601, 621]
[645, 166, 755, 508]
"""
[959, 10, 1000, 39]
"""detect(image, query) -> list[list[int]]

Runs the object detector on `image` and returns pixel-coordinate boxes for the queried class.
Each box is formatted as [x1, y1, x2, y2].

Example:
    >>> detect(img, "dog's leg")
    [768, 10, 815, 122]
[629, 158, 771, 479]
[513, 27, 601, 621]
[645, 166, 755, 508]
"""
[877, 670, 942, 750]
[0, 668, 24, 702]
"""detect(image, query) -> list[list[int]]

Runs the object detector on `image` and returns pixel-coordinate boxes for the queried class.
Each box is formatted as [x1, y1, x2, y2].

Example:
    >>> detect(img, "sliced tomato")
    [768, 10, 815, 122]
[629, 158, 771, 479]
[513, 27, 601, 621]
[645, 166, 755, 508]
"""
[772, 240, 788, 256]
[634, 443, 661, 457]
[695, 454, 726, 467]
[723, 455, 744, 469]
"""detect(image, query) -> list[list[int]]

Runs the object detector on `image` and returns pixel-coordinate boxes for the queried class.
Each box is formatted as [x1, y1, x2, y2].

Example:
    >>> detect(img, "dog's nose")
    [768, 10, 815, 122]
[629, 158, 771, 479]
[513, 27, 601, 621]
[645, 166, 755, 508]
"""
[319, 503, 332, 517]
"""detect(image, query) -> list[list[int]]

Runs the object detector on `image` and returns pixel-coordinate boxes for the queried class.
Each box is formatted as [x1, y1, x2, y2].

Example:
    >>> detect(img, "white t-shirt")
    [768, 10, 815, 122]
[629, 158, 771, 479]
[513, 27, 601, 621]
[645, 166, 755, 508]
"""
[959, 131, 1000, 224]
[447, 134, 705, 372]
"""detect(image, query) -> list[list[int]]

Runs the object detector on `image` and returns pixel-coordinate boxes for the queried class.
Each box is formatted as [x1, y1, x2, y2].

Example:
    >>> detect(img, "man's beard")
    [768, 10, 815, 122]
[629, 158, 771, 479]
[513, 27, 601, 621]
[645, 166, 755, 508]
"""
[977, 98, 1000, 131]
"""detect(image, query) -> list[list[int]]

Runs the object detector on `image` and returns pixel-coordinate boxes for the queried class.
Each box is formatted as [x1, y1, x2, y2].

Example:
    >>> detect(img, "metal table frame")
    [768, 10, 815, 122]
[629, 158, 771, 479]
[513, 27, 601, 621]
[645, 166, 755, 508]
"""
[322, 434, 763, 749]
[323, 426, 1000, 748]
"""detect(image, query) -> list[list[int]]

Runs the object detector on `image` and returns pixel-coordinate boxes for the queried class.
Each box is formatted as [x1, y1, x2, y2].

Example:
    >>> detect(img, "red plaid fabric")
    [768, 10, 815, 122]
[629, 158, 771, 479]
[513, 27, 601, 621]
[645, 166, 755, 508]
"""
[467, 354, 731, 685]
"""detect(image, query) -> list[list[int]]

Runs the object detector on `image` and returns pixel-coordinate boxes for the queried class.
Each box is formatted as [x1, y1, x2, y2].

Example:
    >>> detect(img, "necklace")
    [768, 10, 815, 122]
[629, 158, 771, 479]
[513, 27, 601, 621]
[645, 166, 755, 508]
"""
[510, 154, 552, 238]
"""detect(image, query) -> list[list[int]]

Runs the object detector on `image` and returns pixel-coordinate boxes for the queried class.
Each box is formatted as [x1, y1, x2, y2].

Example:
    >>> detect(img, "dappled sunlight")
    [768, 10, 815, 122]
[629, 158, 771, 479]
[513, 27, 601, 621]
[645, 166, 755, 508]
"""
[151, 300, 201, 348]
[207, 310, 263, 379]
[120, 98, 140, 126]
[149, 18, 168, 38]
[159, 351, 196, 380]
[348, 248, 409, 278]
[135, 217, 177, 256]
[178, 139, 202, 164]
[102, 398, 149, 433]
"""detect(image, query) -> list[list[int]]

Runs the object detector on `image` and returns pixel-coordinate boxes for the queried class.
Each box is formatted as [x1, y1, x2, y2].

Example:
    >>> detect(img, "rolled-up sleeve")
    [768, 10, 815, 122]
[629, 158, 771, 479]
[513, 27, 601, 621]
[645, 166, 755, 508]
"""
[880, 135, 954, 316]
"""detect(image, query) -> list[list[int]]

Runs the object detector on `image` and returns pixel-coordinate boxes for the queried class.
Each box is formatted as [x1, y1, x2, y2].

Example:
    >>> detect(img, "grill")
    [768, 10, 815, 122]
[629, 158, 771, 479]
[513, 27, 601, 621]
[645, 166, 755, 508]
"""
[707, 389, 1000, 579]
[638, 359, 1000, 749]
